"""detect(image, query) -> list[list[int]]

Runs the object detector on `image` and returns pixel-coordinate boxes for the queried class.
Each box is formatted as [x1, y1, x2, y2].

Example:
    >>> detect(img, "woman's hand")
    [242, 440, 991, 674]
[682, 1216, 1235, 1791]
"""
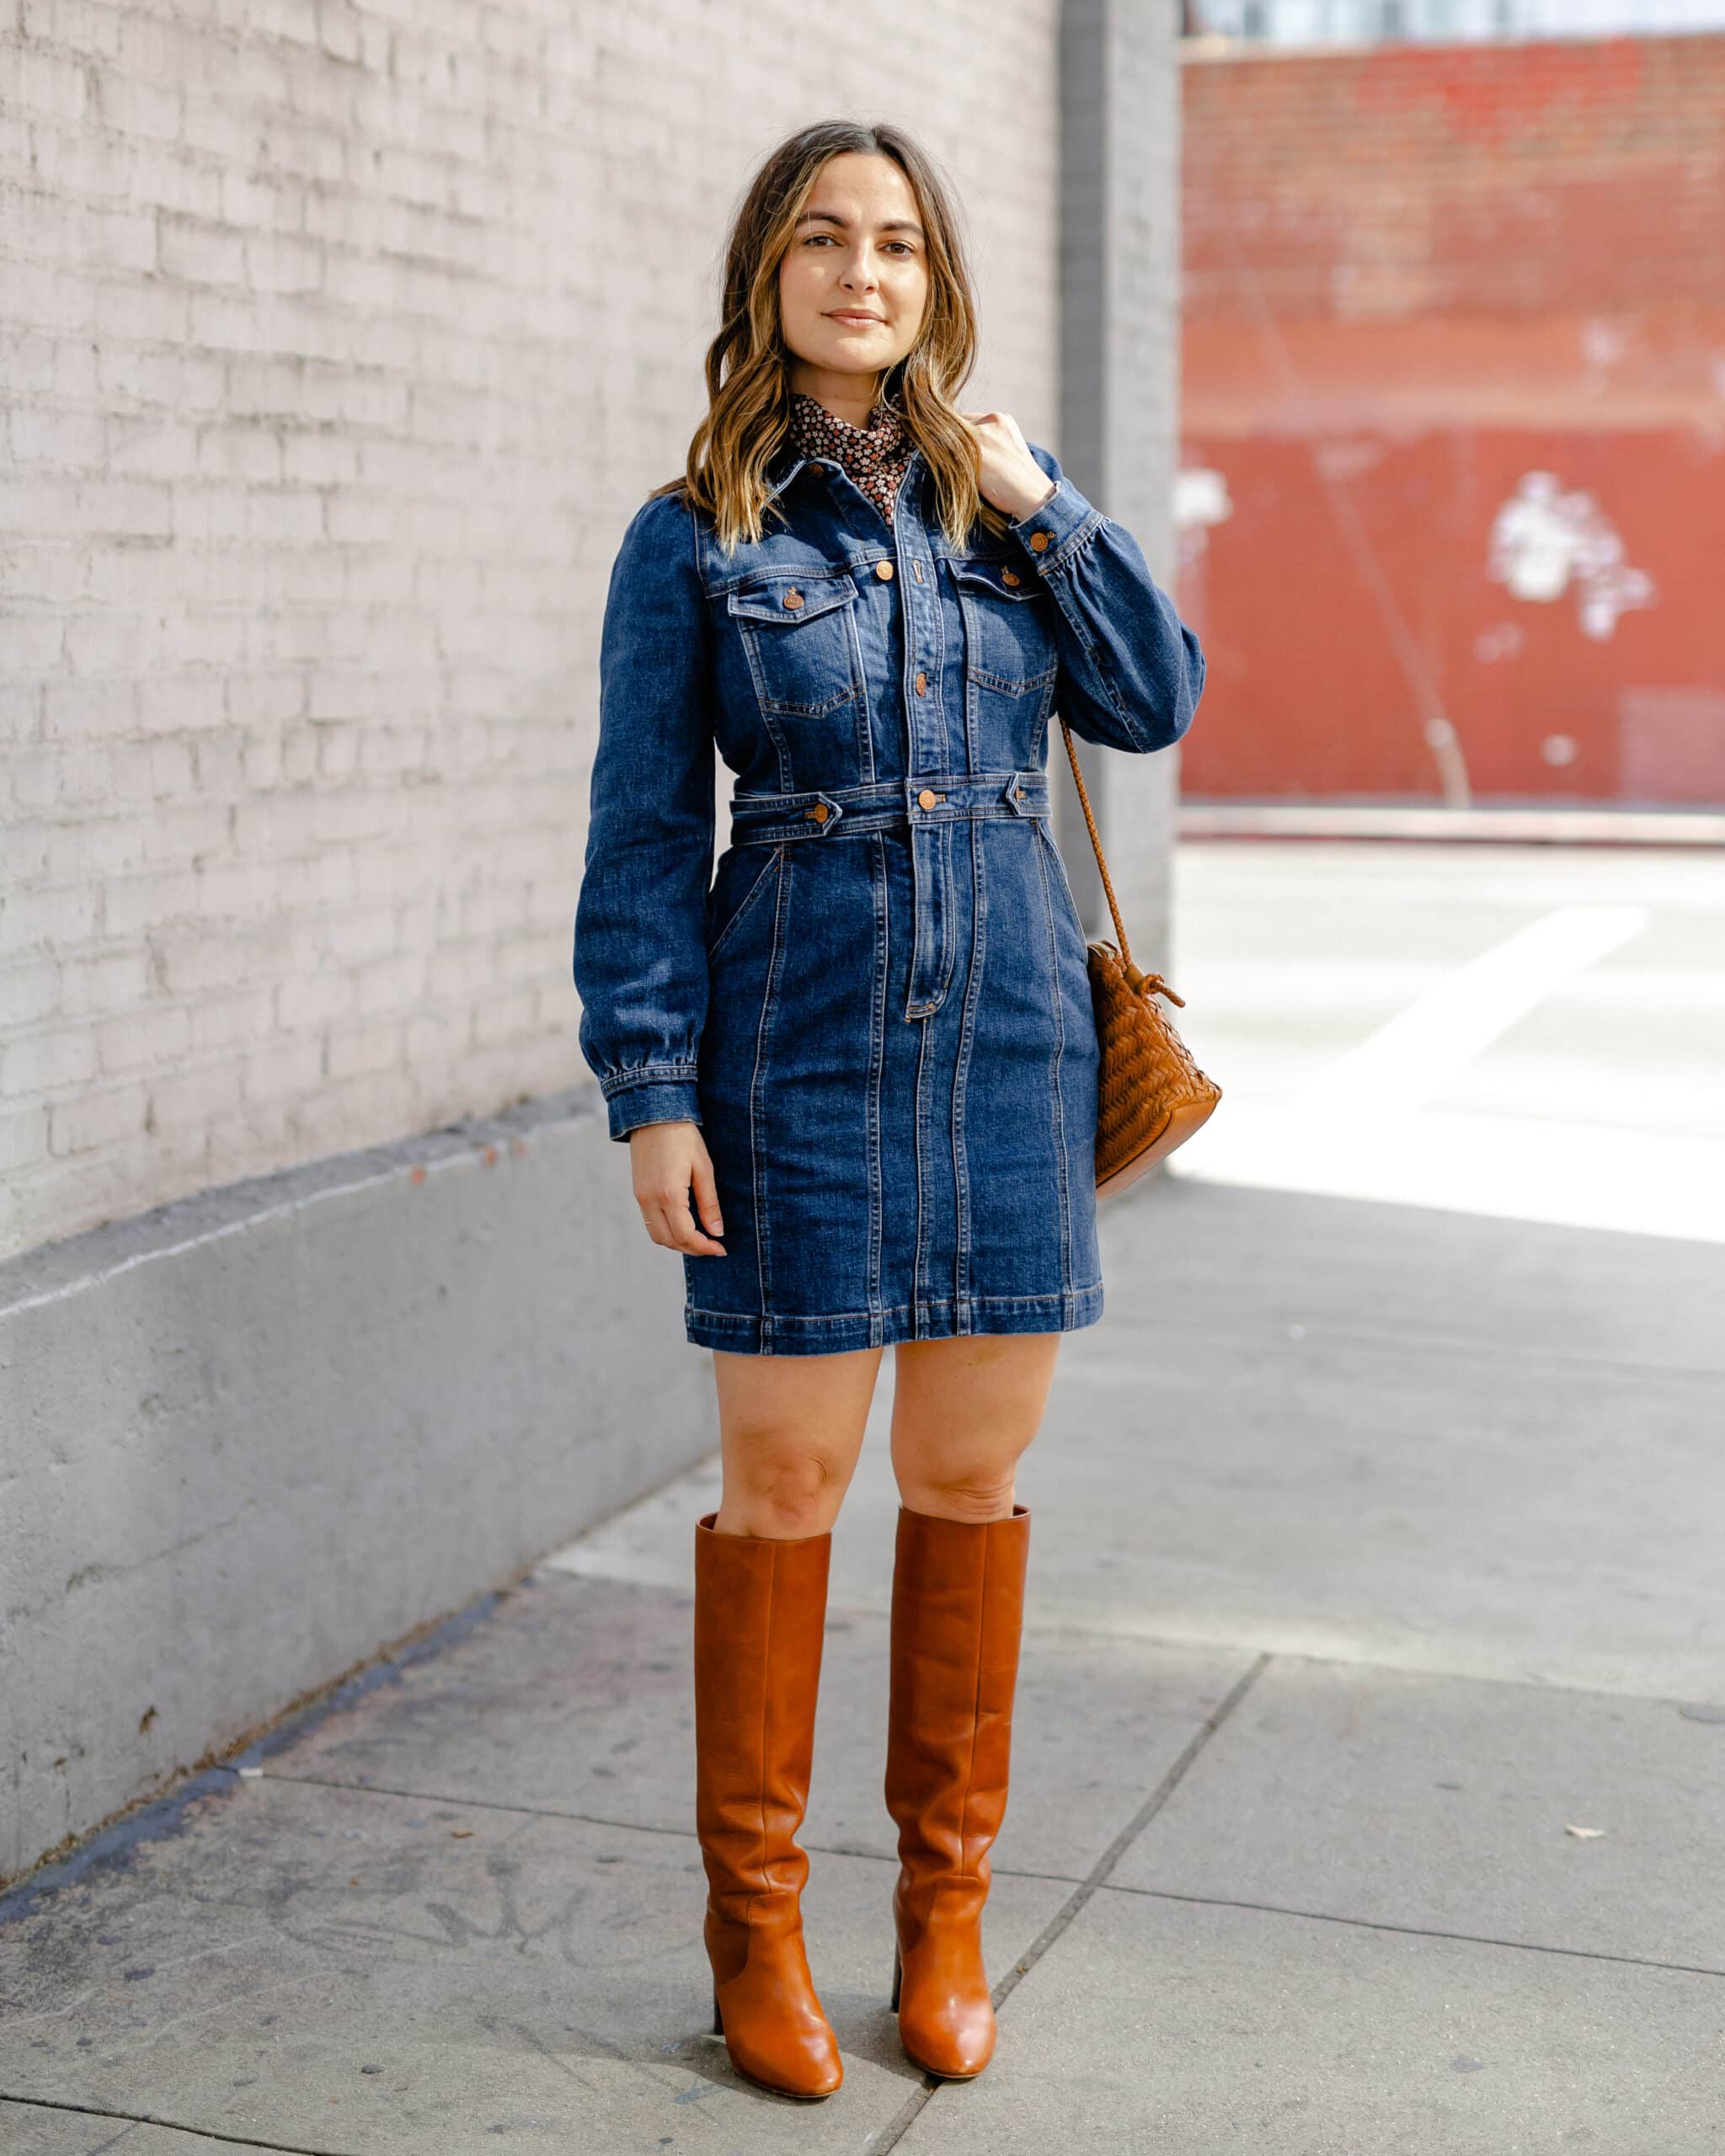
[629, 1119, 726, 1256]
[959, 409, 1060, 524]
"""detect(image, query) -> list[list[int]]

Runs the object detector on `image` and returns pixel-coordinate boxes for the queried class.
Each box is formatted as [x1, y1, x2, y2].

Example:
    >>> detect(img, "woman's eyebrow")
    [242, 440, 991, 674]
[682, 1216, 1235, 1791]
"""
[795, 207, 926, 240]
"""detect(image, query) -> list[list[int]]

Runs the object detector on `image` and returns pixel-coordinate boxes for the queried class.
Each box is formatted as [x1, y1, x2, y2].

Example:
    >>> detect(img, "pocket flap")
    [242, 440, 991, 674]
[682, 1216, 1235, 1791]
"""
[727, 571, 858, 626]
[950, 558, 1046, 600]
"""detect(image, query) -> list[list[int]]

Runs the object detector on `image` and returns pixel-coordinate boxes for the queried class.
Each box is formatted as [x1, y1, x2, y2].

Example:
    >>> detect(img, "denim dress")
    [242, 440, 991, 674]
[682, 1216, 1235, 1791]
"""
[572, 430, 1205, 1355]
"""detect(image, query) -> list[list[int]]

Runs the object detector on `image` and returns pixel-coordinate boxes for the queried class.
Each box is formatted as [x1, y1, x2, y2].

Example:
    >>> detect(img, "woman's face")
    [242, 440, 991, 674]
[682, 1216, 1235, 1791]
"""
[777, 152, 930, 407]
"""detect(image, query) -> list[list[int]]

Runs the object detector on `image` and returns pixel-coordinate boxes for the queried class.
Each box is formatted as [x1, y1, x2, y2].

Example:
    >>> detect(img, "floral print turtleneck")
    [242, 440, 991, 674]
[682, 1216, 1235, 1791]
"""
[786, 389, 913, 530]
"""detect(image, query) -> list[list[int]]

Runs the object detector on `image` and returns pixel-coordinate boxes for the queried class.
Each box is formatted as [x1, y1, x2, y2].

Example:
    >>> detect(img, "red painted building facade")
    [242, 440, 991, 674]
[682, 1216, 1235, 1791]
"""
[1178, 35, 1725, 806]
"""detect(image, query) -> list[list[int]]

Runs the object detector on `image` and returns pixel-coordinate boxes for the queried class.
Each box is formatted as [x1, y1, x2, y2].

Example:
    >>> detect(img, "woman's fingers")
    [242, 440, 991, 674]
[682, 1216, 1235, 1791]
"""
[668, 1195, 726, 1254]
[637, 1181, 724, 1254]
[640, 1193, 725, 1254]
[627, 1123, 725, 1255]
[641, 1204, 724, 1254]
[689, 1152, 725, 1243]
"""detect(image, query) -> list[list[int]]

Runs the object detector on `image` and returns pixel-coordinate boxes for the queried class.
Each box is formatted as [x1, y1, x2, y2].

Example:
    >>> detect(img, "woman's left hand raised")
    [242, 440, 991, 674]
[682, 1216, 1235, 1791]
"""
[959, 409, 1060, 524]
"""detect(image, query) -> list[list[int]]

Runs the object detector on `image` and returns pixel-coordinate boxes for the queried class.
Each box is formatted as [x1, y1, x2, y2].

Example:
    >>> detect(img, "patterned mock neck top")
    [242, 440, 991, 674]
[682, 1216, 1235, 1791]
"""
[786, 389, 913, 529]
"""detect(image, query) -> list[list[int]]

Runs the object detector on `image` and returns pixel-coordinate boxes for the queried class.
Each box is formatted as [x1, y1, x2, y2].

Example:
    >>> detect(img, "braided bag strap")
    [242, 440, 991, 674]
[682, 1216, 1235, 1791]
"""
[1055, 712, 1183, 1006]
[1054, 710, 1221, 1193]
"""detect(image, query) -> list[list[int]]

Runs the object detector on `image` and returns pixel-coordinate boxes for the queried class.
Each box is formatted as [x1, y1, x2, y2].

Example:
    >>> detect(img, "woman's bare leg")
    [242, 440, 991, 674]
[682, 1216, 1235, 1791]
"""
[711, 1343, 885, 1538]
[888, 1332, 1061, 1519]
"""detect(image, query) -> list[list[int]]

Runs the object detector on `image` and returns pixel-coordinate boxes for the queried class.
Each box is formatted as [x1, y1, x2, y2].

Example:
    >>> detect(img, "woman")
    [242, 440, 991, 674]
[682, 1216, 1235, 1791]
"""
[572, 120, 1204, 2100]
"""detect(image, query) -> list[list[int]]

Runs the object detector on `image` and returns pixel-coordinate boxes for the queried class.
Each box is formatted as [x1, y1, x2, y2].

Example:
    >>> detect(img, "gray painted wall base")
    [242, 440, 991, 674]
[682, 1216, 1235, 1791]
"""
[0, 1086, 717, 1889]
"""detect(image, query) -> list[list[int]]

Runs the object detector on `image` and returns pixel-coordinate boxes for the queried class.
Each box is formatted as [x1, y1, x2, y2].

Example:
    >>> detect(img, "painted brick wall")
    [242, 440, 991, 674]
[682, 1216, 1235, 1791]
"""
[0, 2, 1060, 1262]
[1178, 35, 1725, 805]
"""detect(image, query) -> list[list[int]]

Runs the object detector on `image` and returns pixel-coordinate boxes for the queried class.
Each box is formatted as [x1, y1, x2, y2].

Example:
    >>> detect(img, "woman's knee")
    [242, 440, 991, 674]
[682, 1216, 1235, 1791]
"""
[891, 1457, 1023, 1524]
[718, 1438, 848, 1537]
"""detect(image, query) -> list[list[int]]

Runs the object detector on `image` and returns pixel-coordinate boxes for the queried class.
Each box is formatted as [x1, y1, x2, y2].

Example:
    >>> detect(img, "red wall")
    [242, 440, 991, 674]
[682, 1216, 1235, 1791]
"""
[1178, 35, 1725, 806]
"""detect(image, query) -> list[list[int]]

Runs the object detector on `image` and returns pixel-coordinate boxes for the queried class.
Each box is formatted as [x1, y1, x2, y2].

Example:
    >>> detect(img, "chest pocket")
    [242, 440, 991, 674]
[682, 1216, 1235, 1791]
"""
[727, 570, 862, 718]
[951, 558, 1059, 695]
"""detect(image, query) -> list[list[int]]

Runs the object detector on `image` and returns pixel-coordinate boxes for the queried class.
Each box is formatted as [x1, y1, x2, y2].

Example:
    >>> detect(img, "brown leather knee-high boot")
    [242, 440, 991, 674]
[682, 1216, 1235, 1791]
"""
[884, 1501, 1030, 2079]
[693, 1510, 843, 2100]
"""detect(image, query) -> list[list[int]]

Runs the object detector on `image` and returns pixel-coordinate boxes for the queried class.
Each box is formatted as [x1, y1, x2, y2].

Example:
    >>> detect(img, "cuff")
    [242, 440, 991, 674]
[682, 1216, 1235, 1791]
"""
[601, 1072, 703, 1143]
[1008, 473, 1104, 571]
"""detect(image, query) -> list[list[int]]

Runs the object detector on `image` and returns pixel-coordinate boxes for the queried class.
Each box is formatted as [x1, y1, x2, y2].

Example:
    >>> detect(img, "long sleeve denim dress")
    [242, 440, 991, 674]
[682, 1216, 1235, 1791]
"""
[572, 413, 1206, 1357]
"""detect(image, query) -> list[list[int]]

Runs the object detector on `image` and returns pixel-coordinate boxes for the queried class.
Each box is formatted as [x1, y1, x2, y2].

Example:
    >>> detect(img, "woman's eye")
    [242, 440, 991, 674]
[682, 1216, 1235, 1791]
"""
[802, 234, 916, 255]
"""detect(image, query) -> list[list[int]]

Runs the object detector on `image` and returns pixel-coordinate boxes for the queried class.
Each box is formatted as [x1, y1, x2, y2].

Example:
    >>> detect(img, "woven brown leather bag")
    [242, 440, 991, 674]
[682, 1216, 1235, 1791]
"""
[1056, 714, 1222, 1197]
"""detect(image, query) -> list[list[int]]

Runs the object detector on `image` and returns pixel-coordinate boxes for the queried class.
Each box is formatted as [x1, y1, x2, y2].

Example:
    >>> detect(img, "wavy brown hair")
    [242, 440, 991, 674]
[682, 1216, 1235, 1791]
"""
[650, 120, 1008, 553]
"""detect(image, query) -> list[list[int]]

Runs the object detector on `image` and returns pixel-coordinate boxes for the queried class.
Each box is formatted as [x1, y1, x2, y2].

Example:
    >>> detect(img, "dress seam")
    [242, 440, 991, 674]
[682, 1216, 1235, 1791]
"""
[1033, 816, 1075, 1310]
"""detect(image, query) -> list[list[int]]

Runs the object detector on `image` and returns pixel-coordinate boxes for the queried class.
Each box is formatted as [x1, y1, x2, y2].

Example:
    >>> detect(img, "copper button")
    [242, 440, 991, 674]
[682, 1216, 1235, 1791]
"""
[1016, 787, 1026, 798]
[1029, 532, 1050, 553]
[784, 586, 804, 609]
[1001, 568, 1022, 586]
[875, 560, 894, 580]
[915, 670, 927, 696]
[917, 787, 937, 810]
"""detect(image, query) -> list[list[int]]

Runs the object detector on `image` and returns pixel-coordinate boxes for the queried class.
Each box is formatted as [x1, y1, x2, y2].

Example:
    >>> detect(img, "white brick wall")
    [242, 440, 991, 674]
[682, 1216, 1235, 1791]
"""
[0, 0, 1060, 1262]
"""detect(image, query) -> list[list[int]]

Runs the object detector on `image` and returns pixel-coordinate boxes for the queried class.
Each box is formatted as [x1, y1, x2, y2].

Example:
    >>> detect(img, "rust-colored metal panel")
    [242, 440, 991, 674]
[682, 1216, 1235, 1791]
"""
[1179, 33, 1725, 807]
[1176, 422, 1725, 804]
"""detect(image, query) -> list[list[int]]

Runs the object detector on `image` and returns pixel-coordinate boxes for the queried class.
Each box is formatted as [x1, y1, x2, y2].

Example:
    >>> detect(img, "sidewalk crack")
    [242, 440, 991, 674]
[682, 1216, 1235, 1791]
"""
[867, 1650, 1272, 2150]
[0, 2090, 355, 2154]
[1102, 1885, 1725, 1983]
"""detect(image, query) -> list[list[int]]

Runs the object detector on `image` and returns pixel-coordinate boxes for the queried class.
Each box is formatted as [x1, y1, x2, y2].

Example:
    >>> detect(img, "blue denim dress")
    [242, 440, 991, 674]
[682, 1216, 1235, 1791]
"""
[572, 435, 1205, 1355]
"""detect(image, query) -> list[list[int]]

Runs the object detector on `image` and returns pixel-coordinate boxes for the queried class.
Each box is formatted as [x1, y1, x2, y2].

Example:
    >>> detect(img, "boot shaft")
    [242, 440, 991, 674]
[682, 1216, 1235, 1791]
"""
[691, 1512, 844, 2099]
[884, 1504, 1031, 1883]
[692, 1513, 832, 1899]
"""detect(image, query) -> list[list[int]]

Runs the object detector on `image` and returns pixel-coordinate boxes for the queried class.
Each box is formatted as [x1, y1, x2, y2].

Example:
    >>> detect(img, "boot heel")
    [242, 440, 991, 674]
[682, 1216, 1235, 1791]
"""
[889, 1938, 902, 2012]
[711, 1991, 724, 2037]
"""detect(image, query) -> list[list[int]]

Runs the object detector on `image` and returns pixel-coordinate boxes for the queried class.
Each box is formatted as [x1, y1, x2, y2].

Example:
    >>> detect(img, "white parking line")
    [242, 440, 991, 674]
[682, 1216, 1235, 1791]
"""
[1173, 1103, 1725, 1246]
[1289, 905, 1651, 1118]
[1170, 900, 1725, 1243]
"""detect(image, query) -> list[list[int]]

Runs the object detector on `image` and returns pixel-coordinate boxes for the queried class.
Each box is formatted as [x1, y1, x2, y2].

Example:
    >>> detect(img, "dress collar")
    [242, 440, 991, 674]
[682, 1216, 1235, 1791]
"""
[767, 392, 915, 523]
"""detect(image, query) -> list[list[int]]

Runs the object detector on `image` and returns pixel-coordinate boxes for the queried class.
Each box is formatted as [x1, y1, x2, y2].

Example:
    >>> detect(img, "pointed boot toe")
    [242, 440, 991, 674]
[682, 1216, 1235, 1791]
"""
[891, 1893, 996, 2078]
[708, 1908, 843, 2098]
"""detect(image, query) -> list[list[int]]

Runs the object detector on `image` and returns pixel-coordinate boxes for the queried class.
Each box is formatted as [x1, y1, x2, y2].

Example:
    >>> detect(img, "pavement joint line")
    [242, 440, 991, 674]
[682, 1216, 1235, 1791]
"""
[0, 2089, 354, 2155]
[538, 1564, 1723, 1710]
[1074, 1321, 1725, 1385]
[865, 1650, 1273, 2153]
[261, 1769, 918, 1868]
[307, 1562, 1725, 1718]
[1103, 1886, 1725, 1983]
[231, 1771, 1102, 1885]
[257, 1769, 713, 1836]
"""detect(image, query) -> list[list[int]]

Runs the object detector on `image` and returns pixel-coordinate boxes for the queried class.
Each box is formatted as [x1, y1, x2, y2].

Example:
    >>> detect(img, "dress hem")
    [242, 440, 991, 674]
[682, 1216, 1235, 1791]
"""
[683, 1282, 1104, 1356]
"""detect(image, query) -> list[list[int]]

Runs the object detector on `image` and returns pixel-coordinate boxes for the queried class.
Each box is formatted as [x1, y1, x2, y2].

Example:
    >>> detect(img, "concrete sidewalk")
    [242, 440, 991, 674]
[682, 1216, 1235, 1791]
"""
[3, 1170, 1723, 2153]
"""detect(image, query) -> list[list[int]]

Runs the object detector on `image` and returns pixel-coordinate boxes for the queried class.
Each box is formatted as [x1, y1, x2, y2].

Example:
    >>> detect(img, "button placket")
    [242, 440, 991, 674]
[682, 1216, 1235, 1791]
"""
[893, 462, 942, 777]
[894, 456, 954, 1018]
